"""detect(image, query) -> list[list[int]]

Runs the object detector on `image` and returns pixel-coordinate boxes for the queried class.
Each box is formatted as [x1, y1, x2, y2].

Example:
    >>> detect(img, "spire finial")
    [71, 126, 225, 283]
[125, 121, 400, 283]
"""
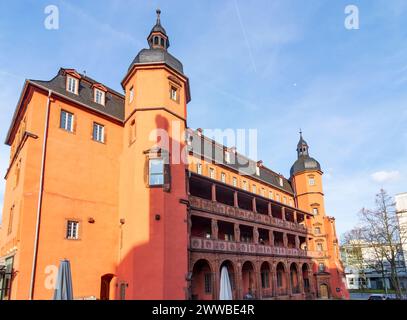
[299, 128, 303, 138]
[156, 8, 161, 25]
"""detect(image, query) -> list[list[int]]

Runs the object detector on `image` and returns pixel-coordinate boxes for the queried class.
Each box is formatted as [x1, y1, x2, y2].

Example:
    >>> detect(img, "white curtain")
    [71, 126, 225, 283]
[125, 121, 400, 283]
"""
[219, 266, 233, 300]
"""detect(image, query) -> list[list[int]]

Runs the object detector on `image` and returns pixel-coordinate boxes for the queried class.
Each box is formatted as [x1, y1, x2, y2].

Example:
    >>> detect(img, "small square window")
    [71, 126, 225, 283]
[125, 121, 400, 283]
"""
[149, 158, 164, 186]
[93, 123, 104, 143]
[94, 89, 105, 105]
[66, 220, 79, 240]
[170, 86, 178, 101]
[60, 110, 74, 132]
[67, 76, 78, 94]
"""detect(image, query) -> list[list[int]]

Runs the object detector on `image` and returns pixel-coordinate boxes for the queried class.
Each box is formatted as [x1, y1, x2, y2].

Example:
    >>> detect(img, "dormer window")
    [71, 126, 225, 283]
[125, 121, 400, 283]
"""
[67, 76, 78, 94]
[279, 177, 284, 187]
[225, 150, 231, 164]
[256, 166, 260, 176]
[94, 89, 105, 105]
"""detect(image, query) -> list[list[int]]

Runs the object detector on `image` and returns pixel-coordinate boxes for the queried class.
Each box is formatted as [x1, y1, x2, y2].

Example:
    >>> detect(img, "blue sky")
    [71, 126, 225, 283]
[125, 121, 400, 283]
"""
[0, 0, 406, 237]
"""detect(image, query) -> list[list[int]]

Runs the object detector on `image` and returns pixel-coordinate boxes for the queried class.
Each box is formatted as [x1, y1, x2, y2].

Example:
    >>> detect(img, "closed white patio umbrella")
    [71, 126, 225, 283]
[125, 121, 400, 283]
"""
[219, 266, 232, 300]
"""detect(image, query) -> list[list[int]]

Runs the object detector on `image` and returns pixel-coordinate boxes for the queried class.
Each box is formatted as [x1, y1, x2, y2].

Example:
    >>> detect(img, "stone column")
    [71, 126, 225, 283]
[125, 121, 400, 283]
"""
[283, 233, 288, 247]
[271, 267, 277, 297]
[269, 230, 275, 246]
[298, 267, 305, 295]
[211, 183, 216, 202]
[234, 223, 240, 242]
[211, 219, 218, 240]
[252, 197, 257, 213]
[295, 235, 300, 249]
[234, 191, 239, 207]
[281, 207, 286, 221]
[253, 227, 259, 244]
[268, 202, 272, 216]
[287, 264, 292, 296]
[293, 211, 298, 223]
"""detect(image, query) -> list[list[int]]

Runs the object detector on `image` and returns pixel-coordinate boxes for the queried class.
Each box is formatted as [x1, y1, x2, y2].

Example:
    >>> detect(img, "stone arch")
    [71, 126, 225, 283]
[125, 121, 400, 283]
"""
[276, 261, 288, 296]
[260, 261, 272, 298]
[100, 273, 115, 300]
[290, 262, 300, 294]
[301, 263, 311, 293]
[191, 259, 214, 300]
[241, 261, 256, 298]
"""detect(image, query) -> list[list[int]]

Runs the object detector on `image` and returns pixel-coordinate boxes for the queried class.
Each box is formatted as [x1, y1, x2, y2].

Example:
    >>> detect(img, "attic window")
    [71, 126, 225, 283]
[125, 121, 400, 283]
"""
[160, 38, 165, 47]
[279, 177, 283, 187]
[94, 89, 105, 105]
[255, 166, 260, 176]
[67, 76, 78, 94]
[224, 151, 231, 164]
[170, 86, 179, 102]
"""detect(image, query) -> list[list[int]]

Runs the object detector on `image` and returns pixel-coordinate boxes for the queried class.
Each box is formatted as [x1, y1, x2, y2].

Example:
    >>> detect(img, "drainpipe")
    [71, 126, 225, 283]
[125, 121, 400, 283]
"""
[29, 90, 52, 300]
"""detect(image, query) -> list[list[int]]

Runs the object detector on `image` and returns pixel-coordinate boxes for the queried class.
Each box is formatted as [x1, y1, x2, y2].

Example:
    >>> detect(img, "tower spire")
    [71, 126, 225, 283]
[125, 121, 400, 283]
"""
[147, 9, 170, 50]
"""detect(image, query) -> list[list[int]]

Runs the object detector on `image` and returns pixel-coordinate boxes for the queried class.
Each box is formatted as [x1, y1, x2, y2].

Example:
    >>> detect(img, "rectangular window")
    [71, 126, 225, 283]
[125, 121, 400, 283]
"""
[276, 194, 280, 202]
[225, 151, 231, 164]
[67, 76, 78, 94]
[93, 123, 104, 143]
[7, 206, 14, 235]
[232, 177, 237, 187]
[313, 208, 319, 215]
[309, 177, 315, 186]
[243, 181, 247, 191]
[209, 168, 215, 179]
[261, 188, 265, 197]
[279, 177, 284, 187]
[129, 86, 134, 103]
[197, 163, 202, 174]
[317, 243, 323, 252]
[204, 273, 212, 294]
[170, 86, 178, 101]
[315, 227, 321, 235]
[318, 263, 325, 272]
[221, 172, 226, 183]
[256, 166, 260, 176]
[269, 191, 273, 199]
[149, 158, 164, 186]
[94, 89, 105, 105]
[66, 220, 79, 240]
[283, 197, 287, 204]
[252, 185, 257, 194]
[60, 110, 74, 132]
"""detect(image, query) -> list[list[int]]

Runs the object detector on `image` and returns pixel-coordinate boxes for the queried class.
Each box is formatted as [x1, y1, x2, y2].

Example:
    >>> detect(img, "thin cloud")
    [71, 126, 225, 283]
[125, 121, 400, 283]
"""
[371, 170, 401, 183]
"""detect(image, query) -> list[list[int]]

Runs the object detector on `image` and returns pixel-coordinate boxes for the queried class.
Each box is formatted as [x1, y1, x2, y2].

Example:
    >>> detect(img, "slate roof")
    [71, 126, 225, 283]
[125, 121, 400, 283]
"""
[30, 68, 125, 121]
[187, 129, 294, 194]
[128, 48, 184, 75]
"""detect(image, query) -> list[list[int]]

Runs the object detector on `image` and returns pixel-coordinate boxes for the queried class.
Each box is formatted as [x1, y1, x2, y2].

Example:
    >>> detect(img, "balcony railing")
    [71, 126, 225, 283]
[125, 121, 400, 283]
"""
[189, 196, 308, 234]
[190, 237, 312, 259]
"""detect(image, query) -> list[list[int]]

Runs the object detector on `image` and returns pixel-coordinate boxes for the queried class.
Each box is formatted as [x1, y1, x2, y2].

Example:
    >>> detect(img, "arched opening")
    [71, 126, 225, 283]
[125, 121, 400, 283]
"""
[319, 283, 329, 299]
[220, 260, 235, 299]
[191, 259, 213, 300]
[260, 262, 272, 298]
[302, 264, 310, 293]
[100, 274, 114, 300]
[154, 36, 159, 45]
[276, 262, 287, 296]
[241, 261, 255, 299]
[290, 263, 300, 294]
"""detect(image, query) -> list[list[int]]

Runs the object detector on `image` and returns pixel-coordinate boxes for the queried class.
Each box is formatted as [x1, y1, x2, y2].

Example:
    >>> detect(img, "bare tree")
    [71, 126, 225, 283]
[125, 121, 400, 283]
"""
[359, 189, 405, 299]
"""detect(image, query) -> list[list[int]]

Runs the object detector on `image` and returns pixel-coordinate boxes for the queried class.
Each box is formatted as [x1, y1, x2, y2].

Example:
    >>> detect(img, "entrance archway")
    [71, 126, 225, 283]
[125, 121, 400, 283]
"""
[242, 261, 255, 299]
[290, 263, 300, 294]
[260, 262, 272, 298]
[191, 259, 213, 300]
[302, 264, 310, 293]
[100, 274, 114, 300]
[319, 283, 329, 299]
[276, 262, 287, 296]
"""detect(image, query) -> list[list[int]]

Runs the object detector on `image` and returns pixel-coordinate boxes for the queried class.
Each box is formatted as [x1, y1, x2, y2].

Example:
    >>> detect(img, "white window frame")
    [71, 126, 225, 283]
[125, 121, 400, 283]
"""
[309, 177, 315, 186]
[197, 163, 202, 175]
[129, 86, 134, 103]
[256, 166, 260, 176]
[209, 168, 215, 179]
[66, 220, 79, 240]
[60, 110, 74, 132]
[94, 88, 105, 105]
[225, 151, 231, 164]
[269, 191, 273, 199]
[67, 76, 78, 94]
[93, 123, 105, 143]
[149, 158, 164, 186]
[232, 177, 237, 187]
[170, 86, 178, 101]
[243, 181, 247, 191]
[221, 172, 226, 183]
[279, 177, 284, 187]
[252, 185, 257, 194]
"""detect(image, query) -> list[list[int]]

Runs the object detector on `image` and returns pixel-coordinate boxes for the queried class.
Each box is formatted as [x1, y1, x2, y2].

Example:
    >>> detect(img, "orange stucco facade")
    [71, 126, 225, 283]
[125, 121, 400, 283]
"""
[0, 12, 348, 300]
